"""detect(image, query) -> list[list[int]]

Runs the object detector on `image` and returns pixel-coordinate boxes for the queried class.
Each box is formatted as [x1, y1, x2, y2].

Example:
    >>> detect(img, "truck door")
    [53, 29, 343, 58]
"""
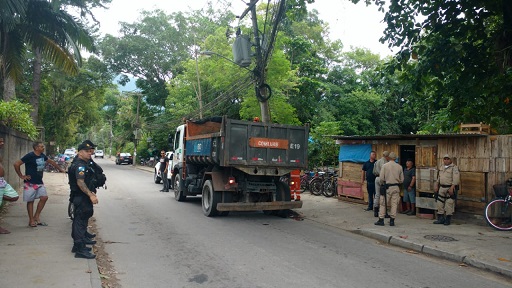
[172, 125, 185, 170]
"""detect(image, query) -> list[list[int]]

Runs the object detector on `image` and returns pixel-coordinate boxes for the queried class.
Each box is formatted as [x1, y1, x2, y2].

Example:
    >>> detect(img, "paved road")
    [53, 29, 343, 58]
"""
[94, 159, 510, 288]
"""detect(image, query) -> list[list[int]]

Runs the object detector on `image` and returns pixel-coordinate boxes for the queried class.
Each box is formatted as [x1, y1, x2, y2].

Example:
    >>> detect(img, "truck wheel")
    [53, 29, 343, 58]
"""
[173, 172, 186, 202]
[154, 169, 161, 184]
[202, 180, 220, 217]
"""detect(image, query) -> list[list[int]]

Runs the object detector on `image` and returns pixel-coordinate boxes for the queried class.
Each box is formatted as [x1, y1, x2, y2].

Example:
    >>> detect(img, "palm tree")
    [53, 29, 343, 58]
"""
[0, 0, 96, 123]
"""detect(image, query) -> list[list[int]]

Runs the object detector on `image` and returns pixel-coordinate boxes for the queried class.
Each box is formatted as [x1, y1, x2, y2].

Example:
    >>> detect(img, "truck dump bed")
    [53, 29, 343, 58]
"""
[185, 117, 308, 173]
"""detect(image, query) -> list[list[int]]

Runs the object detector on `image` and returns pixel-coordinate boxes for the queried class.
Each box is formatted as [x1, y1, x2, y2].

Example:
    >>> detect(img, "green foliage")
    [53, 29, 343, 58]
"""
[308, 121, 343, 168]
[0, 100, 37, 138]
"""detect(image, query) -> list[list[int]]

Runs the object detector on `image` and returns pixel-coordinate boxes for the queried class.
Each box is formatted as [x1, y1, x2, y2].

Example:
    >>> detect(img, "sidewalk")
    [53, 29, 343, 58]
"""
[299, 192, 512, 278]
[1, 166, 511, 287]
[0, 173, 101, 288]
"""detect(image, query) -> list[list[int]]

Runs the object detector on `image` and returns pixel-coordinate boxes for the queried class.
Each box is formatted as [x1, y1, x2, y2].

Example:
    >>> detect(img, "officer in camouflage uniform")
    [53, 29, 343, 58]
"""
[434, 154, 460, 226]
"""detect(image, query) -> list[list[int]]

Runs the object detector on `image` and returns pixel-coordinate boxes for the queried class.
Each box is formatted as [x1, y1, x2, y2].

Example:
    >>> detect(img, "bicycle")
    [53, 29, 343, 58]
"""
[321, 171, 338, 197]
[484, 179, 512, 231]
[309, 171, 326, 196]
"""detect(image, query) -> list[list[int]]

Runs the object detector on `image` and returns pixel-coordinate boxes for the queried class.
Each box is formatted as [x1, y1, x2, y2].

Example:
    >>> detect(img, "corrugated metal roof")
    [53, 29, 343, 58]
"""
[327, 133, 489, 140]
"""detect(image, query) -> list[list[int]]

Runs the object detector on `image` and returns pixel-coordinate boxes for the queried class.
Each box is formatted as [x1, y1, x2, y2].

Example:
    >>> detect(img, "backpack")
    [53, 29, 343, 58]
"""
[90, 161, 107, 189]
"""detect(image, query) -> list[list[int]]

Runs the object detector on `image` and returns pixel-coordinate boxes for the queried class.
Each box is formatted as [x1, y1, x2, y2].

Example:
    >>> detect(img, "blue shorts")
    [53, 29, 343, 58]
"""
[23, 183, 47, 202]
[403, 187, 416, 203]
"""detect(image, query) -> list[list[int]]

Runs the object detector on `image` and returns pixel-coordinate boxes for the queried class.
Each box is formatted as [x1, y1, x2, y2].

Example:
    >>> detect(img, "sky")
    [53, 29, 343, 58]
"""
[91, 0, 393, 57]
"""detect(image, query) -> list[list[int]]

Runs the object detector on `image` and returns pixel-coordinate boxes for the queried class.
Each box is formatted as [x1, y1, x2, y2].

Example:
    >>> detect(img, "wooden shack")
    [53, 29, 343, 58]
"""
[332, 134, 512, 216]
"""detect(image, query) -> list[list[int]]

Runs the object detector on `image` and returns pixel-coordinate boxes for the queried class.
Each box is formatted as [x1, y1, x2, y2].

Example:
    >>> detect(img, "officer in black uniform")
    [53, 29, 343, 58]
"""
[68, 141, 99, 259]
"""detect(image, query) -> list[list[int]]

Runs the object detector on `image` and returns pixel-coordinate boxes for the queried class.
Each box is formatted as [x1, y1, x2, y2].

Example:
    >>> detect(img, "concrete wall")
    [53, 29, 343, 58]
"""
[0, 126, 33, 191]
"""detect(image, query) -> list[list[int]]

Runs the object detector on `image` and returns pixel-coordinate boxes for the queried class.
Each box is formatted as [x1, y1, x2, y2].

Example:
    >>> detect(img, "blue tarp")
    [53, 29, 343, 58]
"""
[338, 144, 372, 163]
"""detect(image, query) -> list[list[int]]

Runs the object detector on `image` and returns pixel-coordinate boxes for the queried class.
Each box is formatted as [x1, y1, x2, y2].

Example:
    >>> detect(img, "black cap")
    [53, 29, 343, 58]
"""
[78, 140, 96, 151]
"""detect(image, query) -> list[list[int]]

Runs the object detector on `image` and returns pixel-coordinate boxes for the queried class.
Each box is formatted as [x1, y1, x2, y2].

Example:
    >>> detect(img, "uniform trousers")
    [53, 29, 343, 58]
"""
[379, 186, 400, 219]
[71, 195, 94, 244]
[436, 187, 455, 216]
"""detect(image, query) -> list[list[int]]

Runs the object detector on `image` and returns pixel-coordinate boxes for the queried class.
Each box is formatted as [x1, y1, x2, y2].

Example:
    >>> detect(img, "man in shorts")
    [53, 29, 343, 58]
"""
[0, 137, 19, 234]
[13, 141, 65, 227]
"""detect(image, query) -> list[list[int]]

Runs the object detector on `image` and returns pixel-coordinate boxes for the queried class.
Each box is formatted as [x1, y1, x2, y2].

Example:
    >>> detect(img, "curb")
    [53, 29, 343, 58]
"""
[88, 259, 102, 288]
[356, 228, 510, 278]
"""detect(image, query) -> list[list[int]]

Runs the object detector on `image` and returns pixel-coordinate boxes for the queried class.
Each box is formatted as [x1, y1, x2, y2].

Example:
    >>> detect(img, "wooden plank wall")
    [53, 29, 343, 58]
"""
[489, 136, 512, 199]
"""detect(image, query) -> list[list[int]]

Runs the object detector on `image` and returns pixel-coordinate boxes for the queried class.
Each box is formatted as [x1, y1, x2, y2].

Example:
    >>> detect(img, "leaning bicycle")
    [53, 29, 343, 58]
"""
[484, 179, 512, 231]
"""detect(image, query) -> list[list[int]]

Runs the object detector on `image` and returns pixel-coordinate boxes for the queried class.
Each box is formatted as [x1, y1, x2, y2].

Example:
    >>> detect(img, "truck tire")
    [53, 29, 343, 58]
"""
[154, 169, 161, 184]
[173, 171, 186, 202]
[202, 180, 220, 217]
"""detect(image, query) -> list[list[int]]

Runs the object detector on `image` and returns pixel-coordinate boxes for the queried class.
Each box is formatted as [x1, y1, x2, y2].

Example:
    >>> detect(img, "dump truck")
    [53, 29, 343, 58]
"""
[170, 116, 309, 217]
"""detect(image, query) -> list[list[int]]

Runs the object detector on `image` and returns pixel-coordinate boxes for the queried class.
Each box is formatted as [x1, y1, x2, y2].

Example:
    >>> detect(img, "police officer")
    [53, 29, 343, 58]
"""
[68, 141, 99, 259]
[375, 152, 403, 227]
[434, 154, 460, 226]
[373, 151, 389, 217]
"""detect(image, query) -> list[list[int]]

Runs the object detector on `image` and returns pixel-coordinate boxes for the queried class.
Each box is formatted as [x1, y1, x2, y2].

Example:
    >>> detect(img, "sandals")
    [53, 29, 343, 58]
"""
[29, 222, 37, 227]
[36, 222, 48, 226]
[29, 221, 48, 227]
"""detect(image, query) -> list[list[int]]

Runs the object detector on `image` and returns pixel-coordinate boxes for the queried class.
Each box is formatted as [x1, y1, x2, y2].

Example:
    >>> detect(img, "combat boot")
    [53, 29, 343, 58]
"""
[389, 218, 395, 226]
[71, 244, 92, 253]
[84, 238, 97, 245]
[444, 215, 452, 226]
[433, 214, 445, 224]
[74, 244, 96, 259]
[374, 207, 379, 217]
[374, 218, 384, 226]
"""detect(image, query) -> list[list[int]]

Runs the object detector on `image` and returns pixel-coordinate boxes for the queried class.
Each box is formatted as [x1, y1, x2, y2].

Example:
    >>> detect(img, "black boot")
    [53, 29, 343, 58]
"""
[374, 218, 384, 226]
[433, 214, 445, 224]
[444, 215, 452, 226]
[84, 238, 97, 245]
[71, 245, 92, 253]
[74, 243, 96, 259]
[85, 231, 96, 239]
[389, 218, 395, 226]
[374, 207, 379, 217]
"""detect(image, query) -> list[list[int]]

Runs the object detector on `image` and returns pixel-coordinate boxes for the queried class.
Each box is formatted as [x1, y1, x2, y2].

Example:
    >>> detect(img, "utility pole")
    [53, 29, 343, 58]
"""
[194, 49, 204, 118]
[109, 119, 113, 158]
[134, 93, 141, 166]
[241, 0, 271, 123]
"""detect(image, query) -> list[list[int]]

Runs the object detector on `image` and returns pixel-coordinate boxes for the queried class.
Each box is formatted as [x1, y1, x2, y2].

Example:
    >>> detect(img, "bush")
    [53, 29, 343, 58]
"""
[0, 100, 37, 138]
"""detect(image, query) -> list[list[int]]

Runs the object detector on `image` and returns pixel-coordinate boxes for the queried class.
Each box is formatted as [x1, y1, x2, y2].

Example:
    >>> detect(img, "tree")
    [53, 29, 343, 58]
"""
[0, 0, 106, 125]
[357, 0, 512, 133]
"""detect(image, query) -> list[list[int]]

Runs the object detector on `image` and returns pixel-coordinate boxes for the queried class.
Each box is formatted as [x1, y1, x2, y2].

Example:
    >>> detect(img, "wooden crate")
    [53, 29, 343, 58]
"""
[338, 179, 364, 199]
[460, 123, 490, 135]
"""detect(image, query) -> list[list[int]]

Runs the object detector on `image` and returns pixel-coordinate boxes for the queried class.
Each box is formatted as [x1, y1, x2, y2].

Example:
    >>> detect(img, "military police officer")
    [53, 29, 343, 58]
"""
[68, 141, 99, 259]
[375, 152, 403, 227]
[434, 154, 460, 226]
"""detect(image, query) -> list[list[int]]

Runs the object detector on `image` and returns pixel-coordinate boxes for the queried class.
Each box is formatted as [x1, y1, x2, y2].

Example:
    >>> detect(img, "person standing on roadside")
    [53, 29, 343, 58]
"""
[0, 137, 19, 234]
[375, 152, 403, 227]
[433, 154, 460, 226]
[68, 141, 98, 259]
[159, 150, 169, 192]
[13, 141, 65, 228]
[400, 159, 416, 216]
[373, 151, 390, 217]
[361, 151, 377, 212]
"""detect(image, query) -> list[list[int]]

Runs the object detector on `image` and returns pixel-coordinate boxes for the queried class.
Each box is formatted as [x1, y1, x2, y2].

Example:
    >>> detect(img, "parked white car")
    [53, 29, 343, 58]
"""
[94, 150, 104, 158]
[154, 151, 173, 184]
[64, 148, 76, 158]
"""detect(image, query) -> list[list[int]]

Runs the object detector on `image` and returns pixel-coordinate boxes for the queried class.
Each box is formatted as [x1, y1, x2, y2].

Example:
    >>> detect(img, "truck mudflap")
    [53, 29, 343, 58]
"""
[216, 201, 303, 212]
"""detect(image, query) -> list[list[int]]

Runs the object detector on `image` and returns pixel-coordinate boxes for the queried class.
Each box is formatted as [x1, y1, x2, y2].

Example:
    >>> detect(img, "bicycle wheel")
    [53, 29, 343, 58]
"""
[321, 179, 330, 197]
[309, 178, 323, 196]
[324, 179, 337, 197]
[485, 198, 512, 231]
